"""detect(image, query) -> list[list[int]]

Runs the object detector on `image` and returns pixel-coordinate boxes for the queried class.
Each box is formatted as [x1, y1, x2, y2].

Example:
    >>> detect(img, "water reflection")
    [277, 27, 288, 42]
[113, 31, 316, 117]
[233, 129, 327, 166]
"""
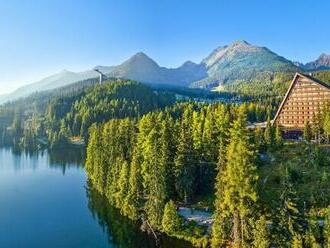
[0, 146, 191, 248]
[0, 145, 85, 175]
[0, 147, 112, 248]
[86, 181, 192, 248]
[48, 147, 85, 175]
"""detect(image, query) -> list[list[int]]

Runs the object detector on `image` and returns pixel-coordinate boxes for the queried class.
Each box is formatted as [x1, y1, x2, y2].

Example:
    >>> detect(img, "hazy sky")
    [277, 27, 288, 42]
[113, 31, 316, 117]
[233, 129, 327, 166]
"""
[0, 0, 329, 94]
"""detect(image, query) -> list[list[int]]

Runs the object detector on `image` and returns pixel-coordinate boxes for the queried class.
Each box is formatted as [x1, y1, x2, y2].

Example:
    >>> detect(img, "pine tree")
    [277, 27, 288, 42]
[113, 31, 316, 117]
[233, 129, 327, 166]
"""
[200, 107, 220, 194]
[275, 125, 283, 148]
[159, 113, 176, 200]
[115, 159, 129, 209]
[85, 124, 104, 192]
[174, 108, 197, 203]
[143, 126, 168, 228]
[264, 116, 274, 149]
[304, 122, 313, 142]
[122, 148, 143, 220]
[212, 107, 258, 247]
[211, 137, 229, 248]
[276, 168, 304, 246]
[291, 234, 303, 248]
[252, 215, 271, 248]
[254, 127, 265, 151]
[312, 112, 322, 144]
[323, 108, 330, 143]
[324, 208, 330, 248]
[304, 229, 321, 248]
[162, 200, 181, 234]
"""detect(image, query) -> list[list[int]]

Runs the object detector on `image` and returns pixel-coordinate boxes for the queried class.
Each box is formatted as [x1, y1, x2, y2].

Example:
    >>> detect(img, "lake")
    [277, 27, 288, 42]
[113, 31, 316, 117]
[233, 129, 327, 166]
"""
[0, 147, 191, 248]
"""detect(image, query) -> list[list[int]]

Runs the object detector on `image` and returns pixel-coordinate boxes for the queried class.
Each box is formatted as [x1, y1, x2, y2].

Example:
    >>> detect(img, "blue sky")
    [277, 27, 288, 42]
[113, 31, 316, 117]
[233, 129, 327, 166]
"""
[0, 0, 329, 94]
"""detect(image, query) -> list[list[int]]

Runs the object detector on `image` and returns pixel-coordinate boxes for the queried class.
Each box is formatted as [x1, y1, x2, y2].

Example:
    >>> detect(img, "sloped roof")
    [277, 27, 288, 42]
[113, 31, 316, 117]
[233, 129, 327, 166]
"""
[273, 73, 330, 124]
[301, 73, 330, 89]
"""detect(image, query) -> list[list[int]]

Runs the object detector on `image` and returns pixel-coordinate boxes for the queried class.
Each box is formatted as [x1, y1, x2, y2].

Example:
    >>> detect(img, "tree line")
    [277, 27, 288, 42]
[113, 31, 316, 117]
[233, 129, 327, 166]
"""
[0, 80, 176, 149]
[85, 101, 330, 247]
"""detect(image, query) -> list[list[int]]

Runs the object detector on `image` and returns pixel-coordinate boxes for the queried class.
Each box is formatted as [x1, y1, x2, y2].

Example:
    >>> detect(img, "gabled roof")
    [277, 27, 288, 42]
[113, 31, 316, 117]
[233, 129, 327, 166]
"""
[273, 72, 330, 124]
[301, 73, 330, 90]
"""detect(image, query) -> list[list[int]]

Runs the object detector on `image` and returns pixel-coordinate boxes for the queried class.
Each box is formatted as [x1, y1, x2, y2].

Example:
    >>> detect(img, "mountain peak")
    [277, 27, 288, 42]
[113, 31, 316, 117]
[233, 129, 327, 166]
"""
[319, 53, 330, 59]
[180, 60, 198, 68]
[203, 40, 259, 67]
[126, 52, 157, 65]
[197, 40, 297, 88]
[231, 40, 251, 46]
[304, 53, 330, 70]
[131, 52, 151, 59]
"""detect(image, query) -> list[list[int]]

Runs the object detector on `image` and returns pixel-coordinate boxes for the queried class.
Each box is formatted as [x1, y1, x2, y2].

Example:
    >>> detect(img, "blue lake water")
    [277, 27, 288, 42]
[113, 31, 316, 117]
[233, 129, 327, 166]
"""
[0, 147, 113, 248]
[0, 147, 191, 248]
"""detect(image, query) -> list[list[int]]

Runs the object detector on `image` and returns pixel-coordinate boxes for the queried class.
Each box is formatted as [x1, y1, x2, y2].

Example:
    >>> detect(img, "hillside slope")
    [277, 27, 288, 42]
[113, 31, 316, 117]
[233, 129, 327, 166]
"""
[304, 53, 330, 70]
[0, 70, 99, 103]
[191, 41, 298, 89]
[95, 52, 207, 86]
[0, 41, 305, 103]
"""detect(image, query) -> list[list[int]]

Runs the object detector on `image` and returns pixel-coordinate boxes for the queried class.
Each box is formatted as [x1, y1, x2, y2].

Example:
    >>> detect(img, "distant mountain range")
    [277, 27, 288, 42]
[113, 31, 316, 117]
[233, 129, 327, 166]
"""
[303, 53, 330, 70]
[0, 40, 329, 103]
[192, 40, 298, 88]
[94, 52, 207, 86]
[0, 70, 99, 103]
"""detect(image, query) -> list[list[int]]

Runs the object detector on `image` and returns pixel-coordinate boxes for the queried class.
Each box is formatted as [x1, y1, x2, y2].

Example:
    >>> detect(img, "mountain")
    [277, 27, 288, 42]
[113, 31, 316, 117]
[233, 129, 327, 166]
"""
[0, 69, 99, 103]
[304, 53, 330, 70]
[191, 40, 298, 88]
[95, 52, 207, 86]
[0, 52, 207, 104]
[0, 41, 302, 103]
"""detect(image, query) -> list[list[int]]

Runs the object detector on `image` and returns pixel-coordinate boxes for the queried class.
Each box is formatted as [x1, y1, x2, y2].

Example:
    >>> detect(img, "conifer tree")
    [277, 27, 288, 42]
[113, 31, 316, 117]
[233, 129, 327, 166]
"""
[203, 107, 218, 163]
[122, 149, 142, 220]
[115, 160, 129, 209]
[254, 127, 265, 151]
[162, 200, 181, 234]
[174, 107, 197, 203]
[159, 113, 176, 199]
[291, 234, 303, 248]
[323, 109, 330, 143]
[85, 124, 104, 193]
[324, 208, 330, 248]
[276, 168, 304, 246]
[143, 126, 168, 227]
[264, 116, 274, 149]
[201, 107, 221, 193]
[252, 215, 271, 248]
[192, 110, 204, 155]
[275, 125, 283, 148]
[304, 229, 321, 248]
[312, 112, 322, 144]
[212, 107, 258, 247]
[304, 122, 313, 142]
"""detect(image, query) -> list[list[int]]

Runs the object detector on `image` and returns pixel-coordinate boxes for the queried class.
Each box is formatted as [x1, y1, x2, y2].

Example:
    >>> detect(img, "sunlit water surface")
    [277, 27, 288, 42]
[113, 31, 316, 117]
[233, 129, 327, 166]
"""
[0, 147, 191, 248]
[0, 147, 113, 248]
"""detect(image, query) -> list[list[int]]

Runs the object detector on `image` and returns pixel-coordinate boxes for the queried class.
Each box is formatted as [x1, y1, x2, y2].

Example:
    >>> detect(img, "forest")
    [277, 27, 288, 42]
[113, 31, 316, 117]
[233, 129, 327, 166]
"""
[0, 79, 176, 149]
[1, 73, 330, 247]
[85, 100, 330, 247]
[0, 77, 261, 150]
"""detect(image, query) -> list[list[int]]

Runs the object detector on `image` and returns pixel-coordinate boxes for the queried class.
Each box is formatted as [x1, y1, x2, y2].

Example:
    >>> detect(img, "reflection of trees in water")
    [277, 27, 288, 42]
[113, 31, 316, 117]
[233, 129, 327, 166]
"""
[4, 145, 86, 175]
[48, 147, 85, 166]
[10, 144, 39, 156]
[85, 181, 191, 248]
[48, 147, 85, 175]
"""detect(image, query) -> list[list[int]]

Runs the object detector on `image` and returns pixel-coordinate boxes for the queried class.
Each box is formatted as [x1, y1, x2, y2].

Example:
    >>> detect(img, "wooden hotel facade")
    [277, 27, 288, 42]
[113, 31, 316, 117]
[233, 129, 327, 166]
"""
[273, 73, 330, 130]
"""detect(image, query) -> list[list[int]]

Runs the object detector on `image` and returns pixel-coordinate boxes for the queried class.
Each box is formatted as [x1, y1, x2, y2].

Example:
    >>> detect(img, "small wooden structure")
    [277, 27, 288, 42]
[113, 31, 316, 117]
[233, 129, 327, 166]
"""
[273, 73, 330, 130]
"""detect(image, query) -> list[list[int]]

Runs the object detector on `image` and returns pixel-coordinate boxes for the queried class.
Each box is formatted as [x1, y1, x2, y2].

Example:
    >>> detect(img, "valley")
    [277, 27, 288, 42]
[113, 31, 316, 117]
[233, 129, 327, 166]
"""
[1, 41, 330, 248]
